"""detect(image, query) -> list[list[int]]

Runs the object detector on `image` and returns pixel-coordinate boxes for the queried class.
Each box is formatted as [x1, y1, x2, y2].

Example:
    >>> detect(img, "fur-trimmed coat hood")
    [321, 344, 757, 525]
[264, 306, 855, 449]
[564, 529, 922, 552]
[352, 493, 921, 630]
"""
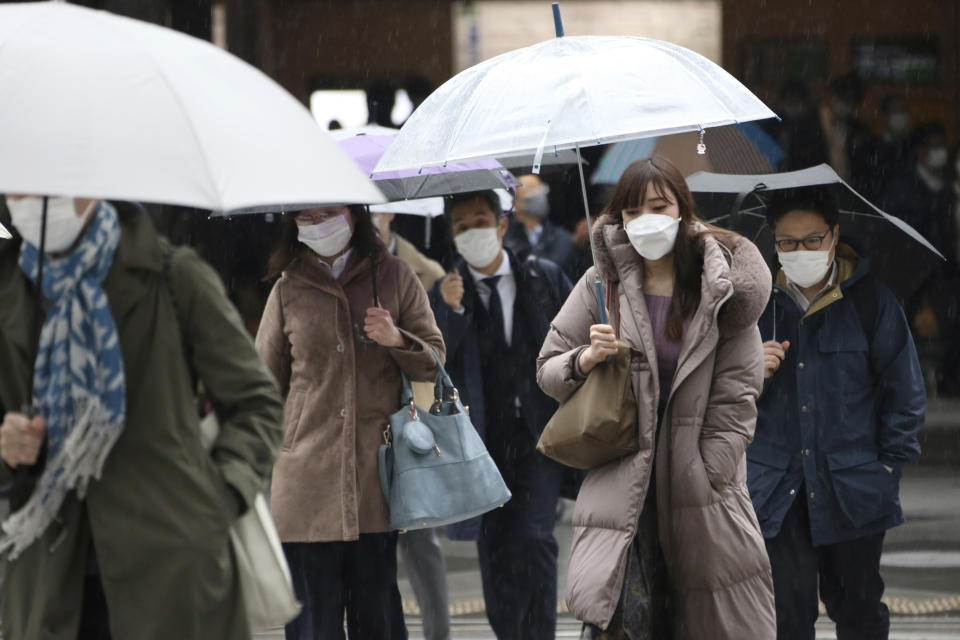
[590, 213, 771, 336]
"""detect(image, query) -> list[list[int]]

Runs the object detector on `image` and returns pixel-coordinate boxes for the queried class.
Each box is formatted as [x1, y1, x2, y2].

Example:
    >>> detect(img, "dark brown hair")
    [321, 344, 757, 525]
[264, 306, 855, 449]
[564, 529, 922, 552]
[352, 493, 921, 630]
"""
[601, 155, 729, 341]
[264, 205, 379, 281]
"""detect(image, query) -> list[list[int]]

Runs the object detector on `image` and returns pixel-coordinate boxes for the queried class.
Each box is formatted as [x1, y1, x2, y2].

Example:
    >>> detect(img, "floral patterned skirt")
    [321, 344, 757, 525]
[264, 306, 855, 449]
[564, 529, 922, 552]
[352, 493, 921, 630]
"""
[580, 487, 673, 640]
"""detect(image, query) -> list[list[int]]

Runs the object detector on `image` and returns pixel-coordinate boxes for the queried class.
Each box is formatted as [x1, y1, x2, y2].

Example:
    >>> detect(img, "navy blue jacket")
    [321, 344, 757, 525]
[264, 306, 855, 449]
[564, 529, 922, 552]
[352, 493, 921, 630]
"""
[428, 249, 573, 539]
[747, 246, 925, 547]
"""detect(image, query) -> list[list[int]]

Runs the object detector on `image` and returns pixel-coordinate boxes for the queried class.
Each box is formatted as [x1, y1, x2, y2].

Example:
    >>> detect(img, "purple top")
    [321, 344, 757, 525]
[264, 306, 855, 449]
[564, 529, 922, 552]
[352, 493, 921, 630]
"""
[644, 294, 687, 410]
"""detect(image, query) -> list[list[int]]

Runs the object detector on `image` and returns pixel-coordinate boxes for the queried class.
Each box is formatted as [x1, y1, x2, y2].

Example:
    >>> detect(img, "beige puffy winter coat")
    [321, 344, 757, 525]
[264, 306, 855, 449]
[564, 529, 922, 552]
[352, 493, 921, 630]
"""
[537, 216, 776, 639]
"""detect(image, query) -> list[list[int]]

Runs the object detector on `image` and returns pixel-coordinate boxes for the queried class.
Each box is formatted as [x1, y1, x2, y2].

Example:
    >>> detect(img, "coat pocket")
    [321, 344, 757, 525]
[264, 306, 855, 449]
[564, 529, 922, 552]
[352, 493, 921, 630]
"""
[827, 451, 900, 529]
[746, 449, 789, 523]
[281, 388, 307, 452]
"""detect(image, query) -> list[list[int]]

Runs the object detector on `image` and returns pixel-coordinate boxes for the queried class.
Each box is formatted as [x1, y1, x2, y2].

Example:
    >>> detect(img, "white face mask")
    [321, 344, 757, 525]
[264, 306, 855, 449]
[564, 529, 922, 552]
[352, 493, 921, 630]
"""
[298, 213, 353, 257]
[7, 196, 96, 253]
[887, 113, 909, 135]
[454, 227, 502, 269]
[624, 213, 680, 261]
[926, 147, 949, 170]
[777, 234, 835, 288]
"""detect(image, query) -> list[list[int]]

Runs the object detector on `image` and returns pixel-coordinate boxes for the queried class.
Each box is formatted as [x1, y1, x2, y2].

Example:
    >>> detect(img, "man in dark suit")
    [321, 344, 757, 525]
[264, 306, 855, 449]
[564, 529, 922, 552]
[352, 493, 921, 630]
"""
[429, 190, 572, 640]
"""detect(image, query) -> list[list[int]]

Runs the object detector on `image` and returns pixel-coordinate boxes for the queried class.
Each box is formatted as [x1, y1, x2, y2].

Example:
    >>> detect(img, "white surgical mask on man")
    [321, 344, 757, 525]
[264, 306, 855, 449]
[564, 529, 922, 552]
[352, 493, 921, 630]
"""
[927, 147, 949, 171]
[887, 112, 909, 135]
[7, 196, 96, 253]
[454, 227, 501, 269]
[624, 213, 680, 261]
[298, 213, 353, 257]
[777, 233, 836, 288]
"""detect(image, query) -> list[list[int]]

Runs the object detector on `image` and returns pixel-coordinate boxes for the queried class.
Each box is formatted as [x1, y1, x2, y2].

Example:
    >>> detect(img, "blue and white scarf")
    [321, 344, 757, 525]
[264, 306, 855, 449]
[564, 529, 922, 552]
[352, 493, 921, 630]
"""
[1, 201, 126, 558]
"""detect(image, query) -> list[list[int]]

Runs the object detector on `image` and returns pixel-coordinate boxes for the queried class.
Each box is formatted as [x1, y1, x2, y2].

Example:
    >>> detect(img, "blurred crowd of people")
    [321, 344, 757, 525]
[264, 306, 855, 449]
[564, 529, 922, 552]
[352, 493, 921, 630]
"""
[765, 73, 960, 395]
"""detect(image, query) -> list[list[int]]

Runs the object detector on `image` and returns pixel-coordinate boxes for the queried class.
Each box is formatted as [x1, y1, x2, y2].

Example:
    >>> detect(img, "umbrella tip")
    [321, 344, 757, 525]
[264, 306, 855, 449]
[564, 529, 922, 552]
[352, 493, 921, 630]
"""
[552, 3, 564, 37]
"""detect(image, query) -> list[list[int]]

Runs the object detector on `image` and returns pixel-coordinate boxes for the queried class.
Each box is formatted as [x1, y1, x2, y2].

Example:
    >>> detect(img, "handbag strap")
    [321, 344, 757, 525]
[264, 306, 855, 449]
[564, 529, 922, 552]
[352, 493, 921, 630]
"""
[398, 347, 457, 407]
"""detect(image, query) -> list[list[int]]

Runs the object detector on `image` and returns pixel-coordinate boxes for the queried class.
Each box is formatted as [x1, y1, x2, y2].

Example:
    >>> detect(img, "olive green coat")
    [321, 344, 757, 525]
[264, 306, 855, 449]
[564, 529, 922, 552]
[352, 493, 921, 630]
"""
[0, 205, 283, 639]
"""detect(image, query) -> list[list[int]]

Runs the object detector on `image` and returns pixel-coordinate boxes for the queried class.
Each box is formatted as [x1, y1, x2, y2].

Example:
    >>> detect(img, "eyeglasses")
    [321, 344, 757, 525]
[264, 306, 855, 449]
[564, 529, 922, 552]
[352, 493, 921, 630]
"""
[775, 230, 833, 252]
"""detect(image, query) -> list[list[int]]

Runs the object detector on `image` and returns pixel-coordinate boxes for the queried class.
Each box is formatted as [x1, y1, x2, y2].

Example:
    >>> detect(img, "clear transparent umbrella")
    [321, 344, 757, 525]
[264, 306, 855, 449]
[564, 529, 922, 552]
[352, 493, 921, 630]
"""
[376, 4, 776, 320]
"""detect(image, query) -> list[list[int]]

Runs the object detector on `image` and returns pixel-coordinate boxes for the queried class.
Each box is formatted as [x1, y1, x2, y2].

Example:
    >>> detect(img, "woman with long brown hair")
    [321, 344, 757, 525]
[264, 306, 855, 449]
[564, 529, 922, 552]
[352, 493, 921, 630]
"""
[256, 204, 445, 640]
[537, 156, 776, 639]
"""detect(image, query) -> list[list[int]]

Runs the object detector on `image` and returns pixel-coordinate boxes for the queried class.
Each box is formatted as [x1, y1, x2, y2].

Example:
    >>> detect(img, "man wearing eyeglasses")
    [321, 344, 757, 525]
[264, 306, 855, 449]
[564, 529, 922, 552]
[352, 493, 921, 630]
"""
[747, 191, 924, 640]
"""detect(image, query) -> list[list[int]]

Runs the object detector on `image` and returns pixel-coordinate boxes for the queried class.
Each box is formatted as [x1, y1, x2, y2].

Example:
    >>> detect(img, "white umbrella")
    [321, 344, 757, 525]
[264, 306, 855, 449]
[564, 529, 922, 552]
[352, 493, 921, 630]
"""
[375, 5, 775, 322]
[0, 221, 10, 240]
[0, 2, 384, 213]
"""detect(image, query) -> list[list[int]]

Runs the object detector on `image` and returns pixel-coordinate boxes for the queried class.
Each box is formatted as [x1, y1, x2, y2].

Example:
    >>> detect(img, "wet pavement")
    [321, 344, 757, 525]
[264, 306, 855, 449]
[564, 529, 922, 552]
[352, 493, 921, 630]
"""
[255, 451, 960, 638]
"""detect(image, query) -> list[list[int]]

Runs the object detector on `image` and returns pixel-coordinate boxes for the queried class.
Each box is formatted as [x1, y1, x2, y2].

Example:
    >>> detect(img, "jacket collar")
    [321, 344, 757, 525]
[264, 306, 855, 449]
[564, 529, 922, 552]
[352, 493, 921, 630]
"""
[284, 238, 389, 300]
[773, 242, 863, 318]
[1, 202, 164, 361]
[102, 203, 165, 325]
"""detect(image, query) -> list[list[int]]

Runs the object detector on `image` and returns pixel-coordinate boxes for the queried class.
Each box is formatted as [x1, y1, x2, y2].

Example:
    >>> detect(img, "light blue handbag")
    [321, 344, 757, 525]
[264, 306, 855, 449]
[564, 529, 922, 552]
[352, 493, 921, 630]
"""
[378, 351, 511, 531]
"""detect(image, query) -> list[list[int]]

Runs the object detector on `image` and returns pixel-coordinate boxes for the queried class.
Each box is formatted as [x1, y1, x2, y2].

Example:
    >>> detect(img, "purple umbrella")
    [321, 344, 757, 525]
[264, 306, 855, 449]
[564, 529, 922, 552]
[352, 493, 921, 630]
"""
[333, 127, 517, 201]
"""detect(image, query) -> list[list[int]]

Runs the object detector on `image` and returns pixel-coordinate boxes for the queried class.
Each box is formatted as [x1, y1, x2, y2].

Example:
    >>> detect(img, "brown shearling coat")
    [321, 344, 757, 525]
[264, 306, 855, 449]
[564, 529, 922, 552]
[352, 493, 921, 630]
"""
[256, 241, 445, 542]
[537, 216, 776, 639]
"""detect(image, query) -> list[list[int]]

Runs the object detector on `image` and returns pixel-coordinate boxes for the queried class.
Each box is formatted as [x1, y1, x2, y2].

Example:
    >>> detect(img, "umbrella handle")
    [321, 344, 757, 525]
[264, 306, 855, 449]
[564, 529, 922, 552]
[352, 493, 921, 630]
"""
[593, 279, 614, 365]
[593, 279, 608, 324]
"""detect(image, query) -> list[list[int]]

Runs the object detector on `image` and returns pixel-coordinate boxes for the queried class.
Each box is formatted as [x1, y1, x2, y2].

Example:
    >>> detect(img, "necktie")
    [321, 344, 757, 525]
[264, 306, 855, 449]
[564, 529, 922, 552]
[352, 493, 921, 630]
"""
[483, 275, 505, 344]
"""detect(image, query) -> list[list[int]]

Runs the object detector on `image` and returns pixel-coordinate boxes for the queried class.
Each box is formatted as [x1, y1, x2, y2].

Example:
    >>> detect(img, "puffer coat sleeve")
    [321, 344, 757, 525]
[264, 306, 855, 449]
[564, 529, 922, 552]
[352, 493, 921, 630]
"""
[537, 268, 601, 403]
[700, 324, 764, 491]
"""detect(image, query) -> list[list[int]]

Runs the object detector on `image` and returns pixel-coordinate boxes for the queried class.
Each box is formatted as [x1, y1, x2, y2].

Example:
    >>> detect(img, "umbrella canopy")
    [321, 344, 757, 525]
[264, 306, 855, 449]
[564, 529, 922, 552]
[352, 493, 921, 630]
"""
[369, 189, 515, 218]
[333, 128, 516, 201]
[0, 221, 10, 240]
[375, 21, 775, 326]
[0, 2, 384, 213]
[375, 35, 776, 173]
[686, 164, 944, 300]
[497, 150, 585, 172]
[591, 124, 780, 184]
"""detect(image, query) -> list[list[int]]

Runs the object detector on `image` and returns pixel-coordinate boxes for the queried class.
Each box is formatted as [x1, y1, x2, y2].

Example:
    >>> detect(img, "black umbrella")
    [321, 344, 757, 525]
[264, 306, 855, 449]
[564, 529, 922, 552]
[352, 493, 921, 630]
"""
[686, 164, 945, 301]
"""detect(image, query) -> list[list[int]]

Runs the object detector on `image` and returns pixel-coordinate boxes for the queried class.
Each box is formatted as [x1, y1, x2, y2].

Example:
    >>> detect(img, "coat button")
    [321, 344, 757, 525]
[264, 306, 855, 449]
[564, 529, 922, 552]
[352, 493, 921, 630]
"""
[801, 405, 808, 413]
[798, 362, 805, 369]
[337, 344, 344, 353]
[803, 449, 811, 456]
[340, 409, 346, 417]
[809, 491, 816, 499]
[789, 489, 796, 495]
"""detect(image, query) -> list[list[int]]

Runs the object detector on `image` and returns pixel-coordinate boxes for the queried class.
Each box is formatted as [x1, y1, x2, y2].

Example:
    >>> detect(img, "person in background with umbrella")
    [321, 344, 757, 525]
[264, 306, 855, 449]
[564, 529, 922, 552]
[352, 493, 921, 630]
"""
[0, 195, 284, 639]
[881, 122, 958, 395]
[256, 204, 445, 640]
[504, 173, 576, 280]
[538, 156, 775, 639]
[750, 191, 925, 640]
[429, 190, 572, 639]
[370, 209, 452, 640]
